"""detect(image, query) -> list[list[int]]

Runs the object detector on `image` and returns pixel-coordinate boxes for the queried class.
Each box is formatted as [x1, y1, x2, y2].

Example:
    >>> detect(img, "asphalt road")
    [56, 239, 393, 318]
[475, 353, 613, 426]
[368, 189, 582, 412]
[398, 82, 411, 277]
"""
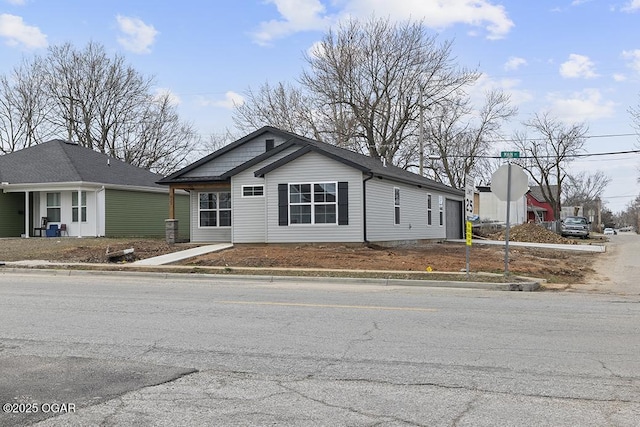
[0, 270, 638, 426]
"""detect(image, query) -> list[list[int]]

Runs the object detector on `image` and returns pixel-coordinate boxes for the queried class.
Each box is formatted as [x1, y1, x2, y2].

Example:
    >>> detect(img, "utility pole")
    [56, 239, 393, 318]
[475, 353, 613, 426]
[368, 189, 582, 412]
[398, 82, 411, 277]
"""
[419, 90, 424, 176]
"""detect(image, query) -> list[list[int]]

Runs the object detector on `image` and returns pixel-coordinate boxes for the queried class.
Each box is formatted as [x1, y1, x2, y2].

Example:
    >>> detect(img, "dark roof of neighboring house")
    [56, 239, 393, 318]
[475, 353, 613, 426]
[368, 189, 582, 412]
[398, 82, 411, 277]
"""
[528, 185, 558, 203]
[159, 126, 463, 195]
[0, 139, 164, 188]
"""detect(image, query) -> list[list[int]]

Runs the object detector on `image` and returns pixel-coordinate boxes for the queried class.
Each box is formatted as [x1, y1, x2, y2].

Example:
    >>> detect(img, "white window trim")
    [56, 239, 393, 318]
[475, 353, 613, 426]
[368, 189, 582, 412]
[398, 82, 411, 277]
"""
[288, 182, 338, 226]
[439, 195, 444, 227]
[72, 191, 87, 223]
[46, 192, 61, 223]
[241, 185, 265, 197]
[394, 187, 400, 225]
[198, 191, 232, 228]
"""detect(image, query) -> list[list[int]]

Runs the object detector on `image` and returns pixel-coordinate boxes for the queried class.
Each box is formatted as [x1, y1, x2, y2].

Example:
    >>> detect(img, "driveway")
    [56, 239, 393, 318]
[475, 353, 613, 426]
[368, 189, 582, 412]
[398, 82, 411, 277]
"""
[578, 232, 640, 295]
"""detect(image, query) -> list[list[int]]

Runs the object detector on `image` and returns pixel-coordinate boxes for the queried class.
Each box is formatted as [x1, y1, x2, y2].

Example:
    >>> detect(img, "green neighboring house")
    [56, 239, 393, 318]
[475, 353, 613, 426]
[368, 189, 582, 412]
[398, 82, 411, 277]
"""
[0, 140, 189, 239]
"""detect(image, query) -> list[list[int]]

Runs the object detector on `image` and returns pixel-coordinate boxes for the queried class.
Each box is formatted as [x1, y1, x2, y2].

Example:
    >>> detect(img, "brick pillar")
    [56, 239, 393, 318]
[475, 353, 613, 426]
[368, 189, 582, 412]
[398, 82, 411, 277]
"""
[165, 219, 178, 244]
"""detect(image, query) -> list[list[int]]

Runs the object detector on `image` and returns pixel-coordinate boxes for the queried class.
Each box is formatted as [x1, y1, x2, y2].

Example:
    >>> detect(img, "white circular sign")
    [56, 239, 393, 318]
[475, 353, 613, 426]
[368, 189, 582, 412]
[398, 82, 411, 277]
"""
[491, 164, 529, 201]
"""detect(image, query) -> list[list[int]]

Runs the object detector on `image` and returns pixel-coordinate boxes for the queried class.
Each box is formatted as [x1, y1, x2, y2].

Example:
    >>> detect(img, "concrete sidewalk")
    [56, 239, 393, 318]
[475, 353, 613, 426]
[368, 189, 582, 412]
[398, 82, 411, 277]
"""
[450, 239, 606, 252]
[131, 243, 233, 266]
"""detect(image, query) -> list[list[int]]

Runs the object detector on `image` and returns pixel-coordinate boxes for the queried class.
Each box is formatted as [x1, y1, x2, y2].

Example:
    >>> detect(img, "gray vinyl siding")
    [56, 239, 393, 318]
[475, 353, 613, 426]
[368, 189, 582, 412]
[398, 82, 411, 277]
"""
[190, 189, 232, 242]
[183, 132, 289, 178]
[265, 151, 363, 243]
[366, 178, 452, 242]
[229, 149, 298, 243]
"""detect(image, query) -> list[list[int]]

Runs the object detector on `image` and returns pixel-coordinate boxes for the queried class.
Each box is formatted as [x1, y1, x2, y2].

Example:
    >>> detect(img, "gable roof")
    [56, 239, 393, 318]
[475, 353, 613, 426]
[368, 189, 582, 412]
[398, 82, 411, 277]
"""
[160, 126, 462, 195]
[0, 139, 164, 189]
[528, 185, 558, 203]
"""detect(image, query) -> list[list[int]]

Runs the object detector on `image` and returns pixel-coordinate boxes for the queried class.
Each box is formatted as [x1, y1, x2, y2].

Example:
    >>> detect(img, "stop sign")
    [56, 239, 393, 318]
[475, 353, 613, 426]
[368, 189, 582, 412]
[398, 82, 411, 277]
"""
[491, 164, 529, 201]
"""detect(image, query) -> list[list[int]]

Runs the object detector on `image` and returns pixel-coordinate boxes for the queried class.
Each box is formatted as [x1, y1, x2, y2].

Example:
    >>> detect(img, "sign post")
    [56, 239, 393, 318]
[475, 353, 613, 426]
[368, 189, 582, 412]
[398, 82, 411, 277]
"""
[491, 157, 528, 277]
[464, 180, 474, 279]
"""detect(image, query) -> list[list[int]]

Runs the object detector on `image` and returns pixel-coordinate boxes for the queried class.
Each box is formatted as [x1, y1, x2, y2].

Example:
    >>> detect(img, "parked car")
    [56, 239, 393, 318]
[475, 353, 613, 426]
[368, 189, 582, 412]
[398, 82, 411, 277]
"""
[560, 216, 590, 239]
[603, 228, 616, 235]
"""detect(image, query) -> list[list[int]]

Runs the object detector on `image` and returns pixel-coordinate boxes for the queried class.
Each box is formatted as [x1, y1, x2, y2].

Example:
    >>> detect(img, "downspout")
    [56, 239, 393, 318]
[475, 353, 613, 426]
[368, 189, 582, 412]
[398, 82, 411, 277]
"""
[362, 172, 374, 244]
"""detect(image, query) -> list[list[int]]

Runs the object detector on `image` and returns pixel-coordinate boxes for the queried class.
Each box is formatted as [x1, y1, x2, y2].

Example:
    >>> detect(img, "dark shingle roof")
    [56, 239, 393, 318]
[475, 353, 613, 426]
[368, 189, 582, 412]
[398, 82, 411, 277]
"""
[529, 185, 558, 202]
[0, 140, 164, 188]
[160, 126, 462, 195]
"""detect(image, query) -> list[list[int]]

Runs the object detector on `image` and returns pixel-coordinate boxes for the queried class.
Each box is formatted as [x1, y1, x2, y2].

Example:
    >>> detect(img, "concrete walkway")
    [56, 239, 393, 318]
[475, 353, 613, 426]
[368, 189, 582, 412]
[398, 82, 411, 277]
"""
[132, 243, 233, 266]
[450, 239, 606, 252]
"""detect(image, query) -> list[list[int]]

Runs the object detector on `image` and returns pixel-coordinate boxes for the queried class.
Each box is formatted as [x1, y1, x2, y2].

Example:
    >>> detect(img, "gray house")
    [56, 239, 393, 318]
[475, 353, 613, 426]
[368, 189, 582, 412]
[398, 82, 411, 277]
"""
[158, 126, 464, 244]
[0, 140, 190, 239]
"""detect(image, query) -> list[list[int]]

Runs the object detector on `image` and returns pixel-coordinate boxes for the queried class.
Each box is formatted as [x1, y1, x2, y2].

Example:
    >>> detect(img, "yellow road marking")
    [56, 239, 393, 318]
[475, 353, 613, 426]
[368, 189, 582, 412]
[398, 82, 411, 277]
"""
[214, 300, 437, 312]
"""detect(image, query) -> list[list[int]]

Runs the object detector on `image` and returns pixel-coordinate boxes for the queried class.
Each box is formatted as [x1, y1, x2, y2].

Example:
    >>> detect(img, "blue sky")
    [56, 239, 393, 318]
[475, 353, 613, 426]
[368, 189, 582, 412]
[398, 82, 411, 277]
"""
[1, 0, 639, 212]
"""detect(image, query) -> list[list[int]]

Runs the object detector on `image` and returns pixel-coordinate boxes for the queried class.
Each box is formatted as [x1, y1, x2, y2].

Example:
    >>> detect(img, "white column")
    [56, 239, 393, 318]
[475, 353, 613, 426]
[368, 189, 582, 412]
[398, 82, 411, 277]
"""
[77, 189, 83, 238]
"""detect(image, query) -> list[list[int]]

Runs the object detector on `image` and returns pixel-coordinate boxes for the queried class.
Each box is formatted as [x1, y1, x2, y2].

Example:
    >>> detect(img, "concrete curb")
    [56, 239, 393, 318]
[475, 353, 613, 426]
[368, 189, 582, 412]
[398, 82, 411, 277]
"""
[0, 265, 542, 292]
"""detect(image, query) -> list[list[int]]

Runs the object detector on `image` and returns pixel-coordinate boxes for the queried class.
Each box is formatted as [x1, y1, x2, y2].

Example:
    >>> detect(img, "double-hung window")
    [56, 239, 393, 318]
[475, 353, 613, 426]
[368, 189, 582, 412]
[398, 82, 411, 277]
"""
[439, 195, 444, 226]
[427, 194, 432, 226]
[199, 191, 231, 227]
[46, 192, 61, 222]
[289, 183, 336, 224]
[72, 191, 87, 222]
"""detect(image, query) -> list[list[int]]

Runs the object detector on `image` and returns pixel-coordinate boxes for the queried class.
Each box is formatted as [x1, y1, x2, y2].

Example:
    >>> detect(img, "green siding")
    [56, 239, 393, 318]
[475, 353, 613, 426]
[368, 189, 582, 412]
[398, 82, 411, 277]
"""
[104, 189, 190, 239]
[0, 192, 26, 237]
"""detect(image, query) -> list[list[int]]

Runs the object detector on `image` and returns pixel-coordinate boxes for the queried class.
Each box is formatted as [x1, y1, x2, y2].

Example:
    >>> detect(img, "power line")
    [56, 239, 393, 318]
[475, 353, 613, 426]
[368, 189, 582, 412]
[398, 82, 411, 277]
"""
[484, 149, 640, 160]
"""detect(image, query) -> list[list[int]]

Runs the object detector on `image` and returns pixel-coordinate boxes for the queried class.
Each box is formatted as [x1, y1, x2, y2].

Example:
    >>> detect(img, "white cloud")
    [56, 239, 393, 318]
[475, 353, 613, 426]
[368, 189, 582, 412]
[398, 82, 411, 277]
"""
[547, 88, 615, 123]
[504, 56, 527, 71]
[5, 0, 27, 5]
[559, 54, 598, 78]
[613, 73, 627, 82]
[116, 15, 158, 54]
[622, 49, 640, 73]
[470, 73, 533, 108]
[0, 13, 46, 49]
[622, 0, 640, 12]
[252, 0, 333, 46]
[252, 0, 514, 45]
[199, 91, 245, 110]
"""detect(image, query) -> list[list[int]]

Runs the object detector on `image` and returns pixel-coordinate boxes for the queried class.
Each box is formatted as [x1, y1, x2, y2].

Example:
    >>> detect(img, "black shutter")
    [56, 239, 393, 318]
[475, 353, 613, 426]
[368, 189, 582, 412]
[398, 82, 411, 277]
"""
[278, 184, 288, 226]
[338, 181, 349, 225]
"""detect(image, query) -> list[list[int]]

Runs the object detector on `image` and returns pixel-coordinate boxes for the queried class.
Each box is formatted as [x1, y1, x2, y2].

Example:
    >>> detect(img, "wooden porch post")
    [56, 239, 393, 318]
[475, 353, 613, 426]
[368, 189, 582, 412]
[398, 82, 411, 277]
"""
[169, 186, 175, 219]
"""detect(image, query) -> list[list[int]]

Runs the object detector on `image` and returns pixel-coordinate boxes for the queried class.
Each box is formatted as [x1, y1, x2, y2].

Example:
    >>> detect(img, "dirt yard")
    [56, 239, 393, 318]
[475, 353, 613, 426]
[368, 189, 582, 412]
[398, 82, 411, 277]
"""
[0, 223, 603, 284]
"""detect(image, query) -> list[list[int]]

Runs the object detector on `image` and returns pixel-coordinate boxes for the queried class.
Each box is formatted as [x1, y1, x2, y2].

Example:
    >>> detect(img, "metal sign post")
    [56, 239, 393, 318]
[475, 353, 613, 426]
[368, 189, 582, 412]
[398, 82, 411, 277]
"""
[464, 180, 474, 279]
[504, 163, 512, 276]
[491, 154, 527, 277]
[465, 220, 472, 279]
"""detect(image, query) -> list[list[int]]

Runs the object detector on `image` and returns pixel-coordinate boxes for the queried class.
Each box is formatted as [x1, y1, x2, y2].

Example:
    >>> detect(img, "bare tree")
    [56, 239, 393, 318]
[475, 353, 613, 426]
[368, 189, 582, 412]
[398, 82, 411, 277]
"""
[423, 89, 516, 189]
[300, 17, 480, 166]
[0, 57, 55, 153]
[0, 42, 198, 174]
[234, 82, 316, 138]
[234, 17, 480, 167]
[563, 170, 611, 206]
[512, 112, 588, 221]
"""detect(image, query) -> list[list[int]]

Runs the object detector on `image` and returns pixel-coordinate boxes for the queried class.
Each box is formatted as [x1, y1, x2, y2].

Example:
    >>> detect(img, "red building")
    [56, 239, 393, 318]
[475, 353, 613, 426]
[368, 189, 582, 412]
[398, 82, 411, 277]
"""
[526, 186, 557, 223]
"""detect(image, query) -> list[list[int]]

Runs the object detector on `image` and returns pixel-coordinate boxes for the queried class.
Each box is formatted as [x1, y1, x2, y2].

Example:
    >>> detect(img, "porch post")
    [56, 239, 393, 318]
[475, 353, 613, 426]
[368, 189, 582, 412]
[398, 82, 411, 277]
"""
[24, 191, 30, 238]
[77, 189, 83, 238]
[169, 186, 175, 219]
[165, 186, 177, 244]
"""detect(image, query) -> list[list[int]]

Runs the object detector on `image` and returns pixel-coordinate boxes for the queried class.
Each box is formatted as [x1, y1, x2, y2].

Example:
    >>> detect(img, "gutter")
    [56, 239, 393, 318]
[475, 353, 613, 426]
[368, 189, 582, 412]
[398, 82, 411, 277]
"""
[362, 172, 374, 243]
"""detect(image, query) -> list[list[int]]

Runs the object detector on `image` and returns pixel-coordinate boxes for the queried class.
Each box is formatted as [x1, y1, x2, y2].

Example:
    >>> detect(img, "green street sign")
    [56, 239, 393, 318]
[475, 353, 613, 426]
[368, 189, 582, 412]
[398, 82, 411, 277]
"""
[501, 151, 520, 158]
